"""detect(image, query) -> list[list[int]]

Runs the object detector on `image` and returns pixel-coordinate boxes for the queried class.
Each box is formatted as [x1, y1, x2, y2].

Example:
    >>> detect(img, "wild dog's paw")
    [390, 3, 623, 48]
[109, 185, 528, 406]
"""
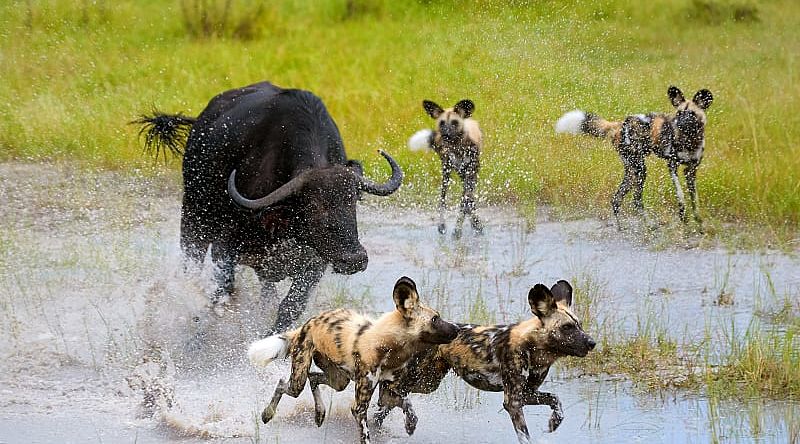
[471, 216, 484, 234]
[262, 405, 277, 424]
[437, 223, 446, 235]
[404, 409, 418, 436]
[452, 227, 463, 240]
[547, 410, 564, 432]
[315, 407, 326, 427]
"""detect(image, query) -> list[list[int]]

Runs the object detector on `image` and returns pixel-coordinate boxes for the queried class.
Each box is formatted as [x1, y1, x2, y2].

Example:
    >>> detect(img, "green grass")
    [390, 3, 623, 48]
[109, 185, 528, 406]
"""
[1, 0, 799, 239]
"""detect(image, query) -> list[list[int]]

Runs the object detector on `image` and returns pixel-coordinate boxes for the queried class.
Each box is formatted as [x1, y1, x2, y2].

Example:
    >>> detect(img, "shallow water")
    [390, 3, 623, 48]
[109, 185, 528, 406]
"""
[1, 162, 798, 443]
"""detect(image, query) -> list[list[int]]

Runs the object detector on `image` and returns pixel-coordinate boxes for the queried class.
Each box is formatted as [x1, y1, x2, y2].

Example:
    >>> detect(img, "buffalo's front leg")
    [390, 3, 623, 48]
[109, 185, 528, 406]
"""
[271, 260, 324, 334]
[210, 243, 235, 304]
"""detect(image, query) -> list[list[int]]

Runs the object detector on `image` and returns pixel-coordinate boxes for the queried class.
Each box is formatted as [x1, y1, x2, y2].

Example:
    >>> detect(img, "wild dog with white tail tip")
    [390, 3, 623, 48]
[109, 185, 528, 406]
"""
[374, 280, 595, 444]
[248, 276, 458, 444]
[409, 99, 484, 238]
[556, 86, 713, 228]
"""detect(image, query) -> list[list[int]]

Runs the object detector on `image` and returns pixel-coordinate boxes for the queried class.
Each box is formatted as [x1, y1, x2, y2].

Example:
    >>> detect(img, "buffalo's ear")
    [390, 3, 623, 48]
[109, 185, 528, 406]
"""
[693, 89, 713, 110]
[550, 280, 573, 307]
[393, 276, 419, 316]
[668, 86, 686, 107]
[423, 100, 444, 119]
[528, 284, 557, 319]
[453, 99, 475, 119]
[346, 159, 364, 176]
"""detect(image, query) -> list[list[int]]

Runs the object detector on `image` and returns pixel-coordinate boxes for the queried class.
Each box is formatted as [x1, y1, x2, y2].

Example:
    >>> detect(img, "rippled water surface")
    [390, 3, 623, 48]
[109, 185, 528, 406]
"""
[1, 163, 798, 443]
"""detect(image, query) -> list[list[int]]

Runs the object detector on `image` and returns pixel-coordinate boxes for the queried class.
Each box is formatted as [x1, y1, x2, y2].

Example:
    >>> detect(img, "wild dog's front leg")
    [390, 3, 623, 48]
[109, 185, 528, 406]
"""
[374, 385, 418, 435]
[438, 165, 452, 235]
[668, 161, 687, 223]
[503, 391, 531, 444]
[352, 374, 377, 444]
[685, 162, 702, 228]
[522, 388, 563, 432]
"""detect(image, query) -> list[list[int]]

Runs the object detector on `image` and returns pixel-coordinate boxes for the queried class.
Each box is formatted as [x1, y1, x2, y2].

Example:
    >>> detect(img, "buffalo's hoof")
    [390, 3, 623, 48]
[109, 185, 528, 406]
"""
[437, 223, 446, 235]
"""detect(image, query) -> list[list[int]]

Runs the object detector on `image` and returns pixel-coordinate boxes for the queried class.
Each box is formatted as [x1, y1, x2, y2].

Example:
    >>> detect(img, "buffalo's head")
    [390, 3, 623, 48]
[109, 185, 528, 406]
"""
[227, 150, 403, 275]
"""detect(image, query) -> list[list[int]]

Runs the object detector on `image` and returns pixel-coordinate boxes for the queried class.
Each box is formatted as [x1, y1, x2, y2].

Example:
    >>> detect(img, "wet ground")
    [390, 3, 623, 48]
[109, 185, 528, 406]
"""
[1, 162, 799, 443]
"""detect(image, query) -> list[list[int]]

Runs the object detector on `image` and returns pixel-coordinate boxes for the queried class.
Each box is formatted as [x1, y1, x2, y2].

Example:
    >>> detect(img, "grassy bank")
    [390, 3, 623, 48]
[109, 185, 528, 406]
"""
[1, 0, 798, 237]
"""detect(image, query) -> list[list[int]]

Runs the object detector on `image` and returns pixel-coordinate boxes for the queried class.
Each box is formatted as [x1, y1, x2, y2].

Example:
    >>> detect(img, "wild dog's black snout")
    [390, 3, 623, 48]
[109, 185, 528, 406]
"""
[587, 336, 596, 351]
[422, 316, 459, 344]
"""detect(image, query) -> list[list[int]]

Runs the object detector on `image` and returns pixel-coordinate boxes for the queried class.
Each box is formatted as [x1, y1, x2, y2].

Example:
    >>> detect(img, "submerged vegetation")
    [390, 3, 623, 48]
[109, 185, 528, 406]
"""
[1, 0, 798, 241]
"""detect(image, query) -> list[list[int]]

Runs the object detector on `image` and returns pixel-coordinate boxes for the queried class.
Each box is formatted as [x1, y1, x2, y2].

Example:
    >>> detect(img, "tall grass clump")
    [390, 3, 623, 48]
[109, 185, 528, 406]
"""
[1, 0, 798, 239]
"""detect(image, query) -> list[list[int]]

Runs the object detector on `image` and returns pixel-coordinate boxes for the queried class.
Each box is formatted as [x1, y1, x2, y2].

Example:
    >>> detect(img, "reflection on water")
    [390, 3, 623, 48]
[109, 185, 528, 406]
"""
[0, 163, 798, 443]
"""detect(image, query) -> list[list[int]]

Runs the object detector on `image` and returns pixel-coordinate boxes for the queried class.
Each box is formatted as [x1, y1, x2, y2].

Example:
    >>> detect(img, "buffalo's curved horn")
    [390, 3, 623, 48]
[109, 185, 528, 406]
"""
[359, 150, 404, 196]
[227, 170, 309, 209]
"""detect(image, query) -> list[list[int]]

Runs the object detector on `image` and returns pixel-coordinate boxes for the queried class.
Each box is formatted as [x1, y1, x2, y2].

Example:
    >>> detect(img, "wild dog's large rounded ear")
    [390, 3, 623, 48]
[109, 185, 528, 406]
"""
[393, 276, 419, 315]
[668, 86, 686, 107]
[423, 100, 444, 119]
[550, 280, 573, 307]
[693, 89, 713, 110]
[528, 284, 557, 319]
[454, 99, 475, 119]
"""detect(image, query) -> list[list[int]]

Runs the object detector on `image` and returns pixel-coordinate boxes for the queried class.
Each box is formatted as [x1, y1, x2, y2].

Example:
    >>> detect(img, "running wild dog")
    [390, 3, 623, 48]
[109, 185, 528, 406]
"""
[374, 280, 595, 444]
[247, 276, 458, 444]
[408, 99, 484, 238]
[555, 86, 713, 228]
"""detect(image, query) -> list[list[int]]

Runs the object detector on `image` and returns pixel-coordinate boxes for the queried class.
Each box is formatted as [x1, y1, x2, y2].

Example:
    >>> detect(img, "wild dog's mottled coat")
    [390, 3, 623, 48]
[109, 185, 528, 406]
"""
[374, 280, 595, 444]
[556, 86, 713, 227]
[410, 99, 484, 238]
[248, 277, 458, 444]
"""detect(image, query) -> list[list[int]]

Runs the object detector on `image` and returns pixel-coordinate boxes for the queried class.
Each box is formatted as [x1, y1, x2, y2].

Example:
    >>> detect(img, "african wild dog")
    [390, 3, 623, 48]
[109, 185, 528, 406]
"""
[373, 280, 595, 444]
[247, 276, 458, 444]
[555, 86, 713, 228]
[408, 99, 484, 238]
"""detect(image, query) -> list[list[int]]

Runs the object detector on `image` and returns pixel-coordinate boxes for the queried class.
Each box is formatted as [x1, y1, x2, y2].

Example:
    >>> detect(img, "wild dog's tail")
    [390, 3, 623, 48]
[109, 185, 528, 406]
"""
[408, 128, 434, 151]
[131, 111, 197, 162]
[555, 110, 621, 141]
[247, 330, 298, 367]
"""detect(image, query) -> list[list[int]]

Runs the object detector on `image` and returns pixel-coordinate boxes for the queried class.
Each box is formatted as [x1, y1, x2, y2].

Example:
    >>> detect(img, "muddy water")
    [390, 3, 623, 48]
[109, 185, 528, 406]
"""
[1, 162, 798, 443]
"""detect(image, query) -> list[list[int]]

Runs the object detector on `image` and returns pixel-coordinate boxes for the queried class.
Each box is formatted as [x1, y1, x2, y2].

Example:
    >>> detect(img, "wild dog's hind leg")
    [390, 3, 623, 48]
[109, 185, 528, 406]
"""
[262, 328, 314, 424]
[611, 165, 636, 229]
[631, 156, 647, 218]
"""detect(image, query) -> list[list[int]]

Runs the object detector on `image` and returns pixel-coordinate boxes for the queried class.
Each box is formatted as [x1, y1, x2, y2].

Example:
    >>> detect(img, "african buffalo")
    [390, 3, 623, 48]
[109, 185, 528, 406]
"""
[135, 81, 403, 333]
